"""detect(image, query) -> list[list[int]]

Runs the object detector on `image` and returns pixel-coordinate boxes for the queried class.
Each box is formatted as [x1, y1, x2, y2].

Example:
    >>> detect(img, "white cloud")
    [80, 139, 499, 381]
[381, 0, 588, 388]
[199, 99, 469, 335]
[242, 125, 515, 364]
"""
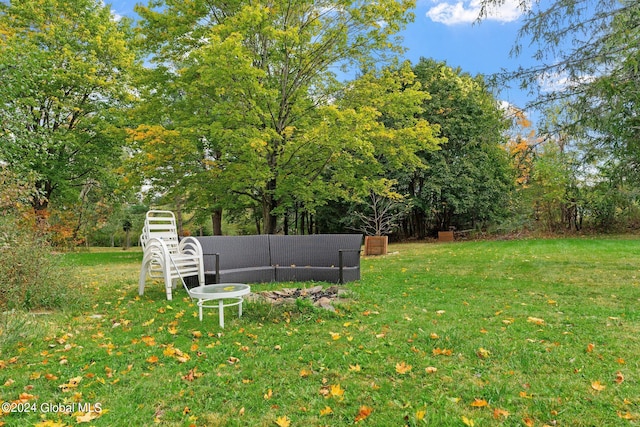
[537, 70, 596, 93]
[426, 0, 525, 25]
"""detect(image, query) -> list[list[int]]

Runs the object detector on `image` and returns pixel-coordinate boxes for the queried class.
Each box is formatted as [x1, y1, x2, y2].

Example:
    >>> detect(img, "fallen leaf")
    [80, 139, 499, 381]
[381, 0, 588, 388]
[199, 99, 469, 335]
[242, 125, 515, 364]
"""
[349, 364, 361, 372]
[461, 416, 475, 426]
[34, 421, 67, 427]
[429, 333, 440, 339]
[416, 409, 426, 420]
[615, 371, 624, 384]
[330, 384, 345, 400]
[182, 368, 203, 382]
[493, 408, 510, 419]
[76, 411, 101, 423]
[425, 366, 438, 374]
[146, 355, 159, 364]
[299, 368, 312, 377]
[476, 348, 491, 359]
[523, 417, 534, 427]
[527, 317, 545, 325]
[470, 398, 488, 407]
[395, 361, 412, 374]
[354, 406, 372, 422]
[618, 411, 637, 420]
[59, 376, 82, 392]
[320, 406, 333, 416]
[274, 415, 291, 427]
[264, 389, 273, 400]
[591, 380, 606, 391]
[586, 343, 595, 353]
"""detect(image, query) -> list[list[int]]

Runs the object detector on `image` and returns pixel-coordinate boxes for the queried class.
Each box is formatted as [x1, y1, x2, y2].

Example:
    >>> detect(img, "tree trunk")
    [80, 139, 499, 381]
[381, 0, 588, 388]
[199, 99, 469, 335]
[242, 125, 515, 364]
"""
[211, 209, 223, 235]
[262, 188, 278, 234]
[33, 180, 53, 233]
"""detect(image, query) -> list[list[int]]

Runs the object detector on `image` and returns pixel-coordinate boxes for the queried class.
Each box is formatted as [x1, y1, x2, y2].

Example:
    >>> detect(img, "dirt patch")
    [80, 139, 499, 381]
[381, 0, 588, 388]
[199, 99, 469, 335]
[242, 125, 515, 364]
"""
[249, 285, 349, 311]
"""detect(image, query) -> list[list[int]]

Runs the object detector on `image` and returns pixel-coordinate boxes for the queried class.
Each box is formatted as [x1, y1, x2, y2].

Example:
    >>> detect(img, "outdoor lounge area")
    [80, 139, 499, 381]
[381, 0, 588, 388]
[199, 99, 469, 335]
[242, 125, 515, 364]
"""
[190, 234, 363, 286]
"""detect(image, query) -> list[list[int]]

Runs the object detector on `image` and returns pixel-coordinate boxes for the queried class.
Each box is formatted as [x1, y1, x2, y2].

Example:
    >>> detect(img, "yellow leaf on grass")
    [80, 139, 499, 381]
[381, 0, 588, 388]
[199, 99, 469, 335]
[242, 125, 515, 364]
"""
[416, 409, 426, 420]
[349, 364, 361, 372]
[320, 406, 333, 416]
[618, 411, 637, 420]
[299, 368, 312, 377]
[433, 348, 453, 356]
[429, 333, 439, 339]
[76, 410, 102, 423]
[141, 336, 156, 346]
[523, 417, 535, 427]
[142, 318, 155, 327]
[591, 380, 606, 391]
[586, 343, 595, 353]
[461, 416, 475, 426]
[527, 317, 545, 325]
[615, 371, 625, 384]
[425, 366, 438, 374]
[354, 406, 372, 422]
[493, 408, 510, 419]
[274, 415, 290, 427]
[476, 348, 491, 359]
[34, 421, 67, 427]
[59, 376, 82, 392]
[264, 389, 273, 400]
[470, 398, 488, 407]
[329, 332, 341, 341]
[395, 362, 412, 374]
[330, 384, 345, 400]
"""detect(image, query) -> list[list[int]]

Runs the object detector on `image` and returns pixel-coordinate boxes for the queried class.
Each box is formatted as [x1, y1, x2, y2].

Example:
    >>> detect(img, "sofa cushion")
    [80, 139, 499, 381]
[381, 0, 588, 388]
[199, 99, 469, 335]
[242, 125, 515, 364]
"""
[269, 234, 362, 267]
[196, 235, 271, 270]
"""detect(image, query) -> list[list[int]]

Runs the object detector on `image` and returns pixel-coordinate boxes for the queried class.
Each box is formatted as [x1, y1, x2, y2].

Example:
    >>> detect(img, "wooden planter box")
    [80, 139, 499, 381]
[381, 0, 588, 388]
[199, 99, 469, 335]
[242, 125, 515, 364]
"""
[364, 235, 388, 256]
[438, 231, 454, 242]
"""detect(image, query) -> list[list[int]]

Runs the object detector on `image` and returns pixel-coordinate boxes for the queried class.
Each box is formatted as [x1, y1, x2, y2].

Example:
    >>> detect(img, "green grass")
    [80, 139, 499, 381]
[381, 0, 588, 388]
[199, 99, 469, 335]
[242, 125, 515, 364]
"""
[1, 237, 639, 426]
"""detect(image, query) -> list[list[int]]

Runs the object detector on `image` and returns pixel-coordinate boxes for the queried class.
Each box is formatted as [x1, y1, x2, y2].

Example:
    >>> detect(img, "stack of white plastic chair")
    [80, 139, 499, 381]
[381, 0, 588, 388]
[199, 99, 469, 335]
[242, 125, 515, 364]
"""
[139, 210, 204, 300]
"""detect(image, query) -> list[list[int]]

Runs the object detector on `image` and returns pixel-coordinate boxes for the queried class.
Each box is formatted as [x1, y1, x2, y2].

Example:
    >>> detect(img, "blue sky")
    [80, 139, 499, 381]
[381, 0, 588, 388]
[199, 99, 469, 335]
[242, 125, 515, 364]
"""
[109, 0, 535, 110]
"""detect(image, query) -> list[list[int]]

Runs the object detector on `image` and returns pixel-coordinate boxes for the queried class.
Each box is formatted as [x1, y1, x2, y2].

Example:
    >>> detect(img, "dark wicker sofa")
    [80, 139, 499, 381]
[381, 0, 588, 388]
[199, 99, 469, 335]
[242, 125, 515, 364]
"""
[188, 234, 362, 285]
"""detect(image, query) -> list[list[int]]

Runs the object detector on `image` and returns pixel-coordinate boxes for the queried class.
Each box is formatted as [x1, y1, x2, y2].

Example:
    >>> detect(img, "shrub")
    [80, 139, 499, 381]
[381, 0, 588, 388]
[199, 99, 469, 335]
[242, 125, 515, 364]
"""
[0, 169, 80, 311]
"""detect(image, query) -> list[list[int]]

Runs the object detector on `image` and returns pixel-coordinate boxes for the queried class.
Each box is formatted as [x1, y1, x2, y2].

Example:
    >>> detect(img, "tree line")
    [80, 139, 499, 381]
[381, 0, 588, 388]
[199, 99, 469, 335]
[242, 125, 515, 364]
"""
[1, 0, 638, 246]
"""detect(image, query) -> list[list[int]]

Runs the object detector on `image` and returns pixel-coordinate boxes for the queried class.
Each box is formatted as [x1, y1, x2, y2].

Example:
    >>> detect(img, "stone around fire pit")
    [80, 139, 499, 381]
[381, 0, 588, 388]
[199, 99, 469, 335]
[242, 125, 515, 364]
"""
[248, 285, 349, 311]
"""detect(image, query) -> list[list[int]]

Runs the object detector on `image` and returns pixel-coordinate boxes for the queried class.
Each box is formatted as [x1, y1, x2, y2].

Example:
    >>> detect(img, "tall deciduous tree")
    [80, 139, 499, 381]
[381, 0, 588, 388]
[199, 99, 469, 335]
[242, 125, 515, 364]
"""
[134, 0, 419, 234]
[0, 0, 137, 225]
[398, 58, 513, 237]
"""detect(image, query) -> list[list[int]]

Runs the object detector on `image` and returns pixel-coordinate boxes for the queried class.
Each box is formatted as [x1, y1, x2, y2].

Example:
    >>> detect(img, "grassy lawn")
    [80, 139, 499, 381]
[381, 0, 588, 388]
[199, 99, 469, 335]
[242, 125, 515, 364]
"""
[1, 237, 639, 426]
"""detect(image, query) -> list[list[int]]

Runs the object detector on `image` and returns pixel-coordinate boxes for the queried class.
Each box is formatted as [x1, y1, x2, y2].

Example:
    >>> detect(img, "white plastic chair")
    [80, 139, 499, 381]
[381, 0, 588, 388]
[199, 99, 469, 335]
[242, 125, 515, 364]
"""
[138, 210, 204, 300]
